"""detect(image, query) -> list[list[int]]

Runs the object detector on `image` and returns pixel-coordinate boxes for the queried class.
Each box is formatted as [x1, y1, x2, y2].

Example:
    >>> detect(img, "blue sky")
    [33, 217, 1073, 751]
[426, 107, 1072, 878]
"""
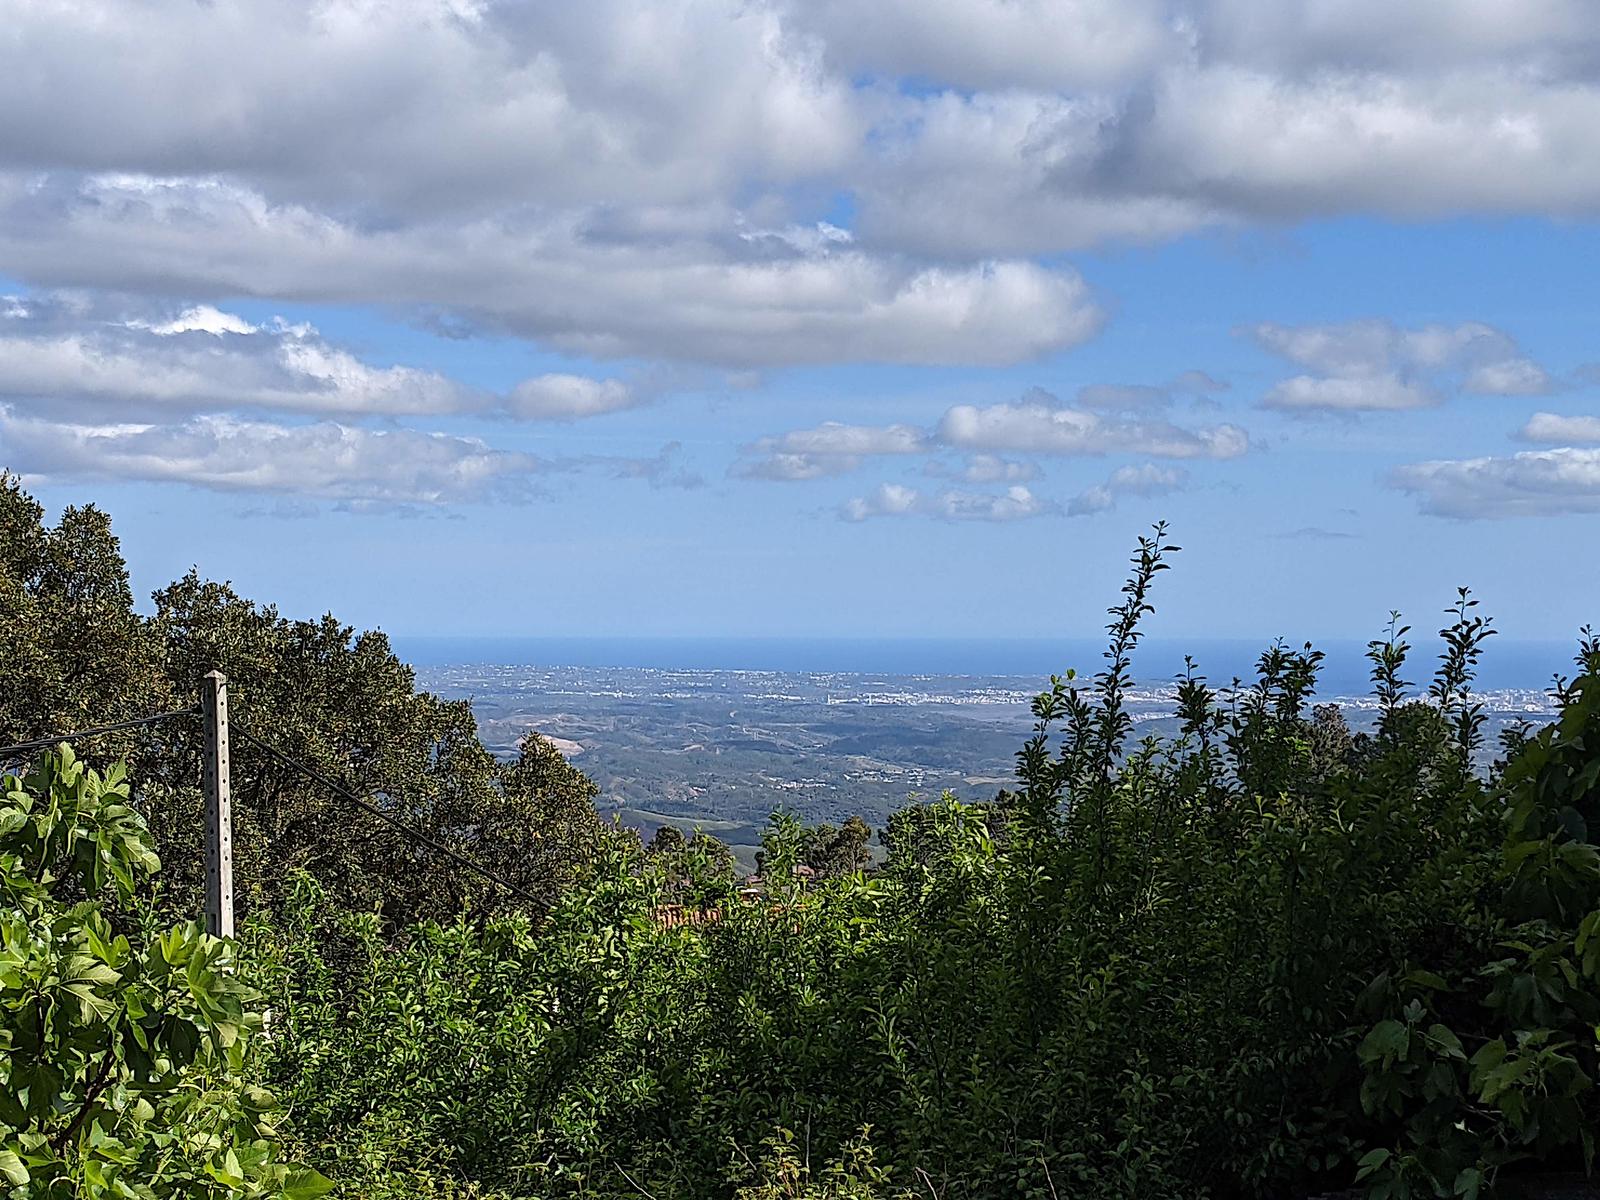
[3, 2, 1599, 646]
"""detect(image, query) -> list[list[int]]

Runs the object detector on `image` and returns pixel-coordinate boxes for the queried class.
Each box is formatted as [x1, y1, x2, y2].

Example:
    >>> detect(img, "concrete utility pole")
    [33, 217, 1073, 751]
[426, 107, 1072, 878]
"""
[201, 671, 235, 938]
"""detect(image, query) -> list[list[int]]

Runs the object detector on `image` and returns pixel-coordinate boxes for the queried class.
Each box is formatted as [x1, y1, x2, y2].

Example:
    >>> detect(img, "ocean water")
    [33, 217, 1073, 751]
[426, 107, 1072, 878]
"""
[392, 635, 1581, 698]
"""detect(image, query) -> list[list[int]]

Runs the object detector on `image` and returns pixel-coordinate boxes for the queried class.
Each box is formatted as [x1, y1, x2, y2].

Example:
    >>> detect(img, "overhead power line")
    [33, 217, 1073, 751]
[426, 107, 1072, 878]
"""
[232, 724, 537, 904]
[1, 701, 536, 908]
[0, 708, 199, 763]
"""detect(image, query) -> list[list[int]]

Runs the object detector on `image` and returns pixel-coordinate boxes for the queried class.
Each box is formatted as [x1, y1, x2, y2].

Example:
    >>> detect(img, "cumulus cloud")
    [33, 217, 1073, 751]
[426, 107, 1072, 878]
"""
[853, 60, 1600, 256]
[841, 482, 1054, 522]
[0, 175, 1103, 369]
[141, 305, 260, 337]
[1249, 319, 1551, 412]
[0, 0, 1597, 368]
[1067, 462, 1188, 515]
[505, 375, 639, 420]
[939, 391, 1249, 458]
[732, 453, 860, 482]
[732, 421, 931, 480]
[743, 389, 1246, 490]
[1465, 358, 1555, 396]
[0, 295, 641, 422]
[926, 454, 1040, 484]
[0, 408, 705, 505]
[1106, 463, 1189, 494]
[0, 413, 543, 506]
[0, 1, 860, 214]
[1391, 447, 1600, 518]
[1519, 412, 1600, 443]
[760, 422, 931, 457]
[1264, 375, 1436, 413]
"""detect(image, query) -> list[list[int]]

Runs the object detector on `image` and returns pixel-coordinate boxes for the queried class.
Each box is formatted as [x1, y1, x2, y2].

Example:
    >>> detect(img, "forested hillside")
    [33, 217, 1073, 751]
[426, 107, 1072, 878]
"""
[5, 475, 1600, 1199]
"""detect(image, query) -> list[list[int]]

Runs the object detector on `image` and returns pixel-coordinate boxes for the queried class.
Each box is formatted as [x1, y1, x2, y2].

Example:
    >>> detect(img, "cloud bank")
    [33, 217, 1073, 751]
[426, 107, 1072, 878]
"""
[4, 0, 1600, 373]
[1250, 319, 1552, 413]
[1392, 448, 1600, 518]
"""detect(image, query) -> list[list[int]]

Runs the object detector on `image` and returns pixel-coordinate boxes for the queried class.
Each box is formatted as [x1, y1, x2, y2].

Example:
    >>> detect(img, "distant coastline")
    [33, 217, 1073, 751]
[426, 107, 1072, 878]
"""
[392, 635, 1577, 698]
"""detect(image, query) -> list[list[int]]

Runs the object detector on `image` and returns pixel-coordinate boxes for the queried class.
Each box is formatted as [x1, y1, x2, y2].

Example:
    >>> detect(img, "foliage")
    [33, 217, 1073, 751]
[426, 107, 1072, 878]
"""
[243, 528, 1600, 1200]
[646, 824, 739, 901]
[0, 476, 165, 771]
[0, 746, 328, 1199]
[800, 816, 874, 879]
[0, 472, 617, 927]
[11, 475, 1600, 1200]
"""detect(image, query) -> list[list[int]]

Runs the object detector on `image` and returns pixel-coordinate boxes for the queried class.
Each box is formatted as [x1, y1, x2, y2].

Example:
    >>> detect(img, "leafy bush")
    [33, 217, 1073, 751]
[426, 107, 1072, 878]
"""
[10, 481, 1600, 1199]
[244, 530, 1600, 1200]
[0, 746, 328, 1200]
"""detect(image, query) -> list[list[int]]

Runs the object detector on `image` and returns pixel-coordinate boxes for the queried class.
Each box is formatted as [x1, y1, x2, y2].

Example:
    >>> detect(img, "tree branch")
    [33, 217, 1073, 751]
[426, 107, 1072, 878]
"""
[50, 1051, 117, 1155]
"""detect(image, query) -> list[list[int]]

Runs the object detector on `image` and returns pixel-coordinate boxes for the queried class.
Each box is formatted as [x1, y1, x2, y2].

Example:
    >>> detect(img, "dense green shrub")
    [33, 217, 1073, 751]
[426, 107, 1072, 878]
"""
[239, 531, 1600, 1200]
[10, 482, 1600, 1198]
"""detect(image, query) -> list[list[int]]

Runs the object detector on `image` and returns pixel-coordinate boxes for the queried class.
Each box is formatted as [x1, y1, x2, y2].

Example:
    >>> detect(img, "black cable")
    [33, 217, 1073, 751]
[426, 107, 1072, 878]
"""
[231, 725, 537, 904]
[0, 708, 200, 762]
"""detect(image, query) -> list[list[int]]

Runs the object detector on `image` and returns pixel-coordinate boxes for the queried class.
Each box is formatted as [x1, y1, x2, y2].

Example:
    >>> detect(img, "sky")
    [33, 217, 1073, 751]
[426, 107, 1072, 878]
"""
[2, 0, 1599, 647]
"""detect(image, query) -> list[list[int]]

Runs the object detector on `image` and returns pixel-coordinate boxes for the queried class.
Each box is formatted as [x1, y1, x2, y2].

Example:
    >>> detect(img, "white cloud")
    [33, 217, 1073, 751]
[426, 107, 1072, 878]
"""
[1264, 374, 1436, 413]
[841, 482, 1053, 522]
[1464, 358, 1554, 396]
[732, 452, 862, 482]
[1106, 463, 1188, 494]
[0, 0, 1597, 367]
[1251, 320, 1514, 375]
[0, 324, 469, 421]
[842, 482, 921, 521]
[1122, 67, 1600, 221]
[1067, 485, 1115, 517]
[734, 421, 931, 480]
[761, 422, 931, 457]
[1519, 412, 1600, 443]
[743, 391, 1246, 491]
[0, 413, 542, 506]
[505, 375, 640, 420]
[0, 1, 860, 214]
[0, 408, 704, 505]
[1068, 462, 1188, 515]
[0, 296, 641, 422]
[1391, 447, 1600, 517]
[0, 175, 1103, 369]
[928, 454, 1040, 484]
[938, 392, 1249, 458]
[142, 305, 259, 336]
[1250, 318, 1551, 413]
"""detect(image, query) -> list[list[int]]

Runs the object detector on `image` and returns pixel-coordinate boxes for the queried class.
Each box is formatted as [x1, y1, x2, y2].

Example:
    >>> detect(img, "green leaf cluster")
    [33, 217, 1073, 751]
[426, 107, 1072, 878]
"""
[0, 747, 329, 1200]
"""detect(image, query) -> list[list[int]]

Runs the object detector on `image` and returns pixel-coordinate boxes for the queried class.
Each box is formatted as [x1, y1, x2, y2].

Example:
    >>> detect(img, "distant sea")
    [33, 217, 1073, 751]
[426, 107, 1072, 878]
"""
[391, 636, 1579, 698]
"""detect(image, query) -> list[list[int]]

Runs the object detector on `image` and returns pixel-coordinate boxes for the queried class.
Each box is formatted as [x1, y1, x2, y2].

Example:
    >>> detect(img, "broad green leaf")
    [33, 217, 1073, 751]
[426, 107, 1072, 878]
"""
[280, 1167, 336, 1200]
[0, 1150, 27, 1187]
